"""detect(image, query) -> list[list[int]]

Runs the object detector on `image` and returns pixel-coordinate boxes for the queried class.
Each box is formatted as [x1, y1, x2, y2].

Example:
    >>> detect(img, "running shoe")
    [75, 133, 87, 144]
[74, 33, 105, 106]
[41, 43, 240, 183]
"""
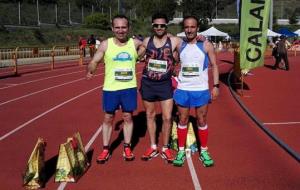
[96, 149, 110, 164]
[141, 148, 159, 161]
[123, 147, 135, 161]
[161, 148, 174, 163]
[199, 150, 214, 167]
[173, 150, 186, 167]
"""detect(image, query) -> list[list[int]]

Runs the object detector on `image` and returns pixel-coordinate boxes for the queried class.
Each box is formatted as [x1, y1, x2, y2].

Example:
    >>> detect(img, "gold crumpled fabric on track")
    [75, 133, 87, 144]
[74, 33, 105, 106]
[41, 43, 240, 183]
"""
[55, 132, 89, 183]
[23, 138, 46, 189]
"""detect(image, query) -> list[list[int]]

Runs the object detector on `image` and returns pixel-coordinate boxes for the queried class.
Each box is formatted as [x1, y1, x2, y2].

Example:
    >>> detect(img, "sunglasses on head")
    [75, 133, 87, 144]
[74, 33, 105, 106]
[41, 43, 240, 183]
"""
[152, 23, 167, 28]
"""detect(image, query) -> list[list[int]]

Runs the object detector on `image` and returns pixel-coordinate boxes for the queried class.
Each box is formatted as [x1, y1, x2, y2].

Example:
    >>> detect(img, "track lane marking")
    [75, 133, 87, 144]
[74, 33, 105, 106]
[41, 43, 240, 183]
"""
[0, 60, 88, 78]
[187, 157, 202, 190]
[0, 70, 85, 90]
[0, 71, 142, 140]
[264, 121, 300, 125]
[0, 73, 103, 106]
[0, 86, 102, 141]
[0, 64, 145, 105]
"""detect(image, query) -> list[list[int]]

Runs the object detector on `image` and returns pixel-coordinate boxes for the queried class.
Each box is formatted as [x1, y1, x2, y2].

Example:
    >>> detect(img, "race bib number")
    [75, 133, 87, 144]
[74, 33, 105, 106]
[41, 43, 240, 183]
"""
[148, 59, 167, 73]
[114, 68, 133, 81]
[182, 64, 199, 76]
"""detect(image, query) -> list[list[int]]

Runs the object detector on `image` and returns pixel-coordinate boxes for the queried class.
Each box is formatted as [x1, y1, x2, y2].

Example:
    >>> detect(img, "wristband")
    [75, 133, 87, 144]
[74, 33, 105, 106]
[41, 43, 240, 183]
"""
[213, 84, 219, 88]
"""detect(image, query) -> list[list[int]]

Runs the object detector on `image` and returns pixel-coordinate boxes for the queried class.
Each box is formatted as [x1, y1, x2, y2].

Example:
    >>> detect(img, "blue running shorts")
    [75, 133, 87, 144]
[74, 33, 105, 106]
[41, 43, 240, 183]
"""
[173, 89, 211, 108]
[102, 87, 137, 113]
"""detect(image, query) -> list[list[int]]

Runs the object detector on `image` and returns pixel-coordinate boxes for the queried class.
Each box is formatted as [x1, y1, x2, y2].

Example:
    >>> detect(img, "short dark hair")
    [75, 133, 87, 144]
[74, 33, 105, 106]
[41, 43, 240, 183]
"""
[152, 12, 169, 23]
[112, 14, 130, 27]
[280, 35, 286, 39]
[182, 15, 199, 27]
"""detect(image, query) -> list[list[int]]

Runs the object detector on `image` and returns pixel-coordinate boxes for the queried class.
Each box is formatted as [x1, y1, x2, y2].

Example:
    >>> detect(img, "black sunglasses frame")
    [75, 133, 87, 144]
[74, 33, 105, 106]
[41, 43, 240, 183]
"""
[152, 23, 168, 29]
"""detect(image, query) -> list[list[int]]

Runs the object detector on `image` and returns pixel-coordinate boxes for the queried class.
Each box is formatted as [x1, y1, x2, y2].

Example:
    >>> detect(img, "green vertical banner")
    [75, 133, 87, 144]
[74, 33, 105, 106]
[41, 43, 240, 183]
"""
[240, 0, 271, 73]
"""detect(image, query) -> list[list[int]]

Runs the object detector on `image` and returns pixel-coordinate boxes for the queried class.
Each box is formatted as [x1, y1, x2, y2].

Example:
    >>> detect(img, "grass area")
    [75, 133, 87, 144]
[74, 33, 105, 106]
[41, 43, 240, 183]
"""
[0, 26, 110, 48]
[0, 21, 180, 48]
[1, 22, 299, 48]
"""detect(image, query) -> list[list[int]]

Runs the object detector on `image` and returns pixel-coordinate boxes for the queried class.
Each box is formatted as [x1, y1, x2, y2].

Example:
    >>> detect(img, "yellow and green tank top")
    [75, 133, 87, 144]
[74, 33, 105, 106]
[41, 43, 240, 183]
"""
[103, 38, 138, 91]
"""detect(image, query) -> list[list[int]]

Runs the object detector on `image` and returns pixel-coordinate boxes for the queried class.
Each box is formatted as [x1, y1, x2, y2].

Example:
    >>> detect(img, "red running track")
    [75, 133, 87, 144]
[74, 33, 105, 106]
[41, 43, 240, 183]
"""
[0, 53, 299, 190]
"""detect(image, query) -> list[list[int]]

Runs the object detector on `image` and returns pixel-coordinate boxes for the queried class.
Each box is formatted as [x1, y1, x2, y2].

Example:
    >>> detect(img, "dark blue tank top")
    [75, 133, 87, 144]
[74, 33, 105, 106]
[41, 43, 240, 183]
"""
[142, 36, 175, 81]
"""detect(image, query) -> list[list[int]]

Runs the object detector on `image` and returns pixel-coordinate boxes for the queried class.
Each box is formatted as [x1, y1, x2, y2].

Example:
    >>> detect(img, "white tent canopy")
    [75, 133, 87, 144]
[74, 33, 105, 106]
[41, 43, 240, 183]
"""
[267, 29, 281, 37]
[199, 26, 229, 37]
[294, 29, 300, 36]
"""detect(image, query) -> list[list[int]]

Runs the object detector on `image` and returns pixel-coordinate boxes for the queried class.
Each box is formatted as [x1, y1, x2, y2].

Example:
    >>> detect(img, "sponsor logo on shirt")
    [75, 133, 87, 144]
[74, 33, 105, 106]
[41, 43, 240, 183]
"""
[113, 52, 132, 61]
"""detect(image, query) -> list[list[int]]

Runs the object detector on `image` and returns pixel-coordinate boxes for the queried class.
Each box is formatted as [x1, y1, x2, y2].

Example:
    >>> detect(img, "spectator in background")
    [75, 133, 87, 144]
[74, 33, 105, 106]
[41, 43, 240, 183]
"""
[273, 35, 289, 71]
[78, 36, 87, 57]
[95, 37, 101, 50]
[87, 34, 96, 57]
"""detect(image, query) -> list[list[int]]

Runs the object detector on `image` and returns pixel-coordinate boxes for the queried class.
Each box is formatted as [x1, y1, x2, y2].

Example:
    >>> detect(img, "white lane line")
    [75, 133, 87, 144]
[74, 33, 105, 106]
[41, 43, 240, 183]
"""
[0, 61, 84, 77]
[0, 62, 144, 90]
[0, 86, 102, 141]
[264, 121, 300, 125]
[0, 70, 85, 90]
[57, 125, 103, 190]
[1, 83, 18, 86]
[17, 59, 86, 75]
[187, 157, 202, 190]
[0, 64, 144, 104]
[0, 71, 142, 140]
[23, 63, 87, 77]
[0, 73, 103, 106]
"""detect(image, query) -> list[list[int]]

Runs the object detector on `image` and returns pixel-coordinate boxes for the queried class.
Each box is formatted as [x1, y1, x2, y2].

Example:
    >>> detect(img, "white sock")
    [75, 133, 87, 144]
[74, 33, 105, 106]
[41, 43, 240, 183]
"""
[201, 147, 208, 153]
[151, 144, 157, 150]
[162, 146, 168, 152]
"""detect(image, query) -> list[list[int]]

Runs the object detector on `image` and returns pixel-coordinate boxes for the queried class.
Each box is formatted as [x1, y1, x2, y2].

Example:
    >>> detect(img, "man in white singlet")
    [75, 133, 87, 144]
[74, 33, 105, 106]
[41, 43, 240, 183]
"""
[172, 16, 219, 167]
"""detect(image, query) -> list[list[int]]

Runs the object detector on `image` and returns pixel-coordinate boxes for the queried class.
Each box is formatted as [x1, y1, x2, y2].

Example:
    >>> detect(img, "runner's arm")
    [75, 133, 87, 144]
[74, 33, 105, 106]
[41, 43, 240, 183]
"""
[134, 38, 146, 60]
[136, 37, 149, 63]
[86, 40, 107, 79]
[205, 41, 219, 100]
[172, 36, 183, 65]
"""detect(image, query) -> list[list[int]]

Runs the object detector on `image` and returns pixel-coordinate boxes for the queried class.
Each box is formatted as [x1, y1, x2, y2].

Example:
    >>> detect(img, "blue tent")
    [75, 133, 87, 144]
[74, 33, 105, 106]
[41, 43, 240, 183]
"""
[277, 28, 298, 37]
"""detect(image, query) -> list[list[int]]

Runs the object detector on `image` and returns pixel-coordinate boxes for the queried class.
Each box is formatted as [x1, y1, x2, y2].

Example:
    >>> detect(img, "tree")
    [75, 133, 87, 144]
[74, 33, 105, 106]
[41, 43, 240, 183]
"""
[180, 0, 214, 20]
[84, 12, 110, 29]
[289, 10, 298, 25]
[133, 0, 177, 21]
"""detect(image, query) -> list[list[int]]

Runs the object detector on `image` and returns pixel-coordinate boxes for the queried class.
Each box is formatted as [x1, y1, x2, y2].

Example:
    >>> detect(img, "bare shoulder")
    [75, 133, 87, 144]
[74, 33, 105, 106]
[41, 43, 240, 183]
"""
[142, 37, 150, 47]
[170, 36, 182, 46]
[133, 38, 143, 48]
[98, 39, 108, 52]
[204, 40, 214, 52]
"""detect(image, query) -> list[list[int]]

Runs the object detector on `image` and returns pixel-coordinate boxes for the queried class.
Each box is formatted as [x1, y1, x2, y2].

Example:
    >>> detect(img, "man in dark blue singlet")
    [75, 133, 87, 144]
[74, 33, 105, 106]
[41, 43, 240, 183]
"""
[139, 13, 183, 163]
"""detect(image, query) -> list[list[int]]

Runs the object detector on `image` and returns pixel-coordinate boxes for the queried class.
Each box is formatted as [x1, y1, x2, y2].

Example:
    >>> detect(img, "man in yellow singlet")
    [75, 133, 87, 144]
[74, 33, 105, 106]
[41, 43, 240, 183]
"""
[86, 15, 143, 164]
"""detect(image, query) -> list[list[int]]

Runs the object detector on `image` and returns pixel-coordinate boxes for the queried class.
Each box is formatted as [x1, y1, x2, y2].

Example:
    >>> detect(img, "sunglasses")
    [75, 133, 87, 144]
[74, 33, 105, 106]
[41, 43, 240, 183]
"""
[152, 23, 167, 29]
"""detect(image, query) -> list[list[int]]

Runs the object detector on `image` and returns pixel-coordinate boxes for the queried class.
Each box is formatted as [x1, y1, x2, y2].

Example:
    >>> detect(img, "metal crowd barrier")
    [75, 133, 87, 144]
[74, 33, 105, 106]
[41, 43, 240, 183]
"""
[0, 45, 84, 75]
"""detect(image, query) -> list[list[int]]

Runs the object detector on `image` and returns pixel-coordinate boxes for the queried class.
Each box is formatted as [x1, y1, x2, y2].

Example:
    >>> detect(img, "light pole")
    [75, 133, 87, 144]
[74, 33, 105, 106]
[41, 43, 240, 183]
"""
[36, 0, 40, 26]
[269, 0, 273, 30]
[18, 1, 21, 25]
[216, 0, 218, 19]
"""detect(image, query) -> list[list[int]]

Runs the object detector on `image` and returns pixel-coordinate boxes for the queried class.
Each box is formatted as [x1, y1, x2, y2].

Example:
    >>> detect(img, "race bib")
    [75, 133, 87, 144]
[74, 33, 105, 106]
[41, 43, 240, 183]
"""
[148, 59, 167, 73]
[182, 64, 199, 76]
[114, 68, 133, 81]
